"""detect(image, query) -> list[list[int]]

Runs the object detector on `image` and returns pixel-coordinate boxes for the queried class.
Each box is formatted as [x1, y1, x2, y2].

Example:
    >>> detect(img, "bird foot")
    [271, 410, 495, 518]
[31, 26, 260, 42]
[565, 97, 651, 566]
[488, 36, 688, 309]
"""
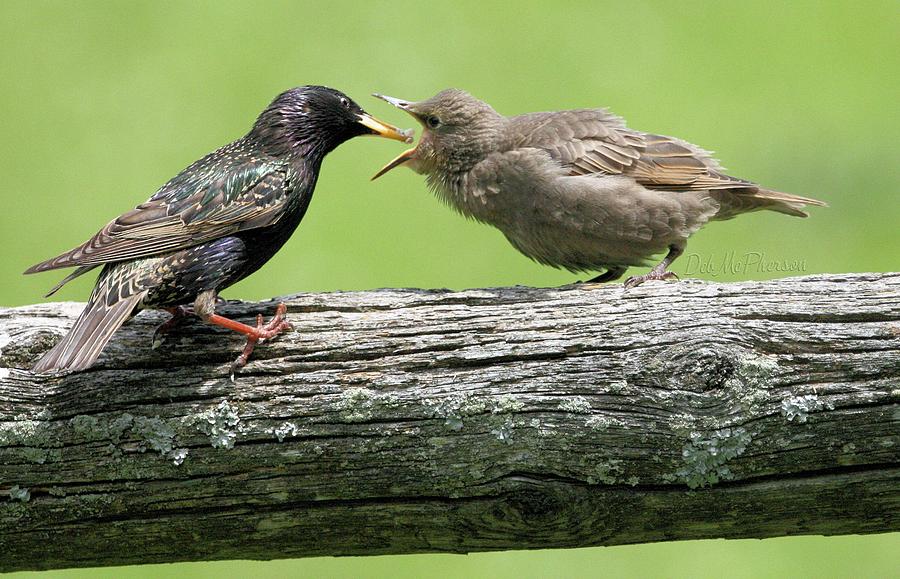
[229, 303, 292, 381]
[624, 270, 679, 290]
[580, 267, 628, 286]
[151, 306, 193, 350]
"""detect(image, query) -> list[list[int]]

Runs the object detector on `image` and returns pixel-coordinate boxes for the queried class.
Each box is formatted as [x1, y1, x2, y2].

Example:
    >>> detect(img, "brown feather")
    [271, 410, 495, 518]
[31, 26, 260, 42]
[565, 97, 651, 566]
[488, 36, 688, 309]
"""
[510, 110, 825, 215]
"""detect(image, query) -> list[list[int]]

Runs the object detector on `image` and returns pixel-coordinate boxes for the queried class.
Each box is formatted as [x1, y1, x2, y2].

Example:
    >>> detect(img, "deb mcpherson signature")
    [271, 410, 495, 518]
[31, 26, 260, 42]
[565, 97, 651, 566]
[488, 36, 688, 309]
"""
[683, 251, 809, 277]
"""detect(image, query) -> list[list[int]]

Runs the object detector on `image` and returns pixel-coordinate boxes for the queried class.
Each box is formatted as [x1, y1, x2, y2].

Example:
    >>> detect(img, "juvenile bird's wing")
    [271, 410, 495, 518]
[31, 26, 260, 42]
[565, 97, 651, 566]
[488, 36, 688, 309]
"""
[510, 110, 755, 191]
[25, 143, 294, 274]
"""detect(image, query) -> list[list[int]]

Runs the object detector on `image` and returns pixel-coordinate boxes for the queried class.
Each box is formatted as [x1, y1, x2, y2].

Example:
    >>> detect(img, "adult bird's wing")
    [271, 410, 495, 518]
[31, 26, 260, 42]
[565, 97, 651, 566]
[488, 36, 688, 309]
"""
[25, 145, 292, 275]
[509, 110, 755, 191]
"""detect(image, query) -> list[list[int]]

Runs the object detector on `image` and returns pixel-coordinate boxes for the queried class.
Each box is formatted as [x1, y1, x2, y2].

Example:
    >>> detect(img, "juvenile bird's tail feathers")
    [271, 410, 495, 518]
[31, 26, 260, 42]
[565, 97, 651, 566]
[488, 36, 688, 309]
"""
[751, 188, 828, 218]
[713, 187, 827, 220]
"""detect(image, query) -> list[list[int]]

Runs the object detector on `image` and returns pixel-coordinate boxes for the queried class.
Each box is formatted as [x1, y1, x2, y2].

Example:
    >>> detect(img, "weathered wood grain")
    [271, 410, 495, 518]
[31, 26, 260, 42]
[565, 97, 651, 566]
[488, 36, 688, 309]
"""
[1, 273, 898, 571]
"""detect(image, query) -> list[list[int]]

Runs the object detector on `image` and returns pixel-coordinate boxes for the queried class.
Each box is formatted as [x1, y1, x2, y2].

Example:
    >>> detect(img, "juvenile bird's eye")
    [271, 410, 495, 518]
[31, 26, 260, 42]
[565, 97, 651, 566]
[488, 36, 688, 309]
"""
[426, 115, 441, 129]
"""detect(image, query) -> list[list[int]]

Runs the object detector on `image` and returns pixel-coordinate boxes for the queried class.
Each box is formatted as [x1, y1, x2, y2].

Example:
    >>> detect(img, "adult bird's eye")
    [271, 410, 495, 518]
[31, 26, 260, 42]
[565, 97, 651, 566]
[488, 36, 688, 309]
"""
[340, 97, 350, 110]
[426, 115, 441, 129]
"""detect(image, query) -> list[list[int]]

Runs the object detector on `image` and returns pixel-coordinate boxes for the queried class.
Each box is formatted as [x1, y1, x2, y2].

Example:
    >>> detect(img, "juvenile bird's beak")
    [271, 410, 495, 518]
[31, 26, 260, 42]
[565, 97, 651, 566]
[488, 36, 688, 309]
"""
[372, 94, 414, 112]
[356, 112, 414, 143]
[371, 94, 421, 180]
[371, 148, 417, 180]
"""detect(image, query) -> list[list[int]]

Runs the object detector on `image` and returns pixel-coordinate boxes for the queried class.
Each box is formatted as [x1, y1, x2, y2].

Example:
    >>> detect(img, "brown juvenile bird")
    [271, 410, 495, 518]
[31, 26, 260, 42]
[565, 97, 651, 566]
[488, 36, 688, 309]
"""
[372, 89, 825, 286]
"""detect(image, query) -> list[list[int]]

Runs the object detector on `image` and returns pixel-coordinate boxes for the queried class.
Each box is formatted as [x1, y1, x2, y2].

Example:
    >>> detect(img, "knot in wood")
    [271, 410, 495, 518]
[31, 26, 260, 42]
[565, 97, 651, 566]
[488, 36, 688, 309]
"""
[686, 346, 738, 390]
[636, 341, 742, 392]
[503, 488, 565, 525]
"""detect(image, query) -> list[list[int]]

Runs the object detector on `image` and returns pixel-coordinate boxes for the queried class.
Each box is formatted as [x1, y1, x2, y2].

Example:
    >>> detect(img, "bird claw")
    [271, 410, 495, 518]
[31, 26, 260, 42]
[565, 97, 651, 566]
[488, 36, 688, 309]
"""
[151, 325, 169, 350]
[624, 270, 679, 290]
[150, 306, 192, 350]
[229, 360, 242, 383]
[228, 303, 292, 380]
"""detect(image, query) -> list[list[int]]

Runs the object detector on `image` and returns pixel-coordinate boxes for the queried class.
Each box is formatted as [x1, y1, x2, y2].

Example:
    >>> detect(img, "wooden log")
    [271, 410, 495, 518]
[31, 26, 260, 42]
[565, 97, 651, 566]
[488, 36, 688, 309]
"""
[0, 273, 898, 571]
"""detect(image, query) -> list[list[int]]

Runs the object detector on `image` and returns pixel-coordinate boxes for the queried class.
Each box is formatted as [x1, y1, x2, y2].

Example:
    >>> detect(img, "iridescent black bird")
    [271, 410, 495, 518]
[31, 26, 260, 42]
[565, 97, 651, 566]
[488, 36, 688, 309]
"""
[25, 86, 412, 374]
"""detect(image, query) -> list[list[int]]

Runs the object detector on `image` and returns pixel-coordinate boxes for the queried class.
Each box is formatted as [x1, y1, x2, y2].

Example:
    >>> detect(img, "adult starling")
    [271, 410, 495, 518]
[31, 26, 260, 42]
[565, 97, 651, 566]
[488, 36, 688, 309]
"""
[26, 86, 412, 374]
[372, 89, 825, 286]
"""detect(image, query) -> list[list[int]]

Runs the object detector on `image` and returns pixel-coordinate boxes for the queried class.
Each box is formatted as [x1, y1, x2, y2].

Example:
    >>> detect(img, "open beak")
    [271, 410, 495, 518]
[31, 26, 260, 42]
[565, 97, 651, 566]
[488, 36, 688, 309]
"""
[371, 94, 421, 180]
[356, 112, 414, 143]
[371, 147, 417, 180]
[373, 94, 415, 113]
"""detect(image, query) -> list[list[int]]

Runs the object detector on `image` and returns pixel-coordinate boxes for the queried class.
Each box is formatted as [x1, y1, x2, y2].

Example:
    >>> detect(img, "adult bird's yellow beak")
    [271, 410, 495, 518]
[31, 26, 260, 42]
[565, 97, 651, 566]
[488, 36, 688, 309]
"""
[371, 94, 421, 180]
[356, 112, 414, 143]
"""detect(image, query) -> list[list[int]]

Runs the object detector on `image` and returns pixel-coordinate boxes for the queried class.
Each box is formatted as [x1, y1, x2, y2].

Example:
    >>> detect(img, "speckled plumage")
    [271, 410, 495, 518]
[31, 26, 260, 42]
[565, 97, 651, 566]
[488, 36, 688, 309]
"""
[373, 89, 826, 286]
[27, 86, 411, 373]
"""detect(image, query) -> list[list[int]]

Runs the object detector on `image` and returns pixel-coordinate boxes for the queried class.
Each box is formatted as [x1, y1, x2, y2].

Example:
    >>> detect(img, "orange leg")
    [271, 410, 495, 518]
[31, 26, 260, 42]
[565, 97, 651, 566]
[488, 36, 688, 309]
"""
[202, 303, 292, 378]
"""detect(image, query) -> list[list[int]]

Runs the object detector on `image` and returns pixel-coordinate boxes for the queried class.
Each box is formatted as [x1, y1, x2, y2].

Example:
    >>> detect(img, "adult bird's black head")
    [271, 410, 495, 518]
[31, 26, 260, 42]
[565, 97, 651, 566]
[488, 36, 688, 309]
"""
[252, 86, 414, 158]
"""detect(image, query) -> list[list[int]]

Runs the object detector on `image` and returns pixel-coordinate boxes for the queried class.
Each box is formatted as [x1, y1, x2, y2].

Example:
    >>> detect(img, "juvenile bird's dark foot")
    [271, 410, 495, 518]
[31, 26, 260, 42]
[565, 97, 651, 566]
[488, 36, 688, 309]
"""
[152, 306, 193, 349]
[229, 303, 293, 381]
[583, 267, 627, 285]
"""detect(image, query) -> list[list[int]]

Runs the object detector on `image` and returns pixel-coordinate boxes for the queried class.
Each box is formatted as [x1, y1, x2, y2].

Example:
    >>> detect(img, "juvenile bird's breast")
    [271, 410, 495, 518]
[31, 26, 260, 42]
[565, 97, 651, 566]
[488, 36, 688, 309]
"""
[426, 148, 568, 227]
[425, 171, 488, 222]
[429, 149, 720, 272]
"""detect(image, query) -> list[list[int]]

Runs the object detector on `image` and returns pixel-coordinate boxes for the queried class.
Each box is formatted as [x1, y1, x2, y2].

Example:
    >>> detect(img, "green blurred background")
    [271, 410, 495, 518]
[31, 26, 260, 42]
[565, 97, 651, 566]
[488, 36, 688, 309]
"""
[1, 1, 897, 577]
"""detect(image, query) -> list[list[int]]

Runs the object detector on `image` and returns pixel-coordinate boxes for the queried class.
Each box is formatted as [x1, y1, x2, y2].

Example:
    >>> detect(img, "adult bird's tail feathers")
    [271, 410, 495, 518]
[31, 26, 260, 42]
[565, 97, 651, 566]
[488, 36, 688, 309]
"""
[31, 290, 144, 373]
